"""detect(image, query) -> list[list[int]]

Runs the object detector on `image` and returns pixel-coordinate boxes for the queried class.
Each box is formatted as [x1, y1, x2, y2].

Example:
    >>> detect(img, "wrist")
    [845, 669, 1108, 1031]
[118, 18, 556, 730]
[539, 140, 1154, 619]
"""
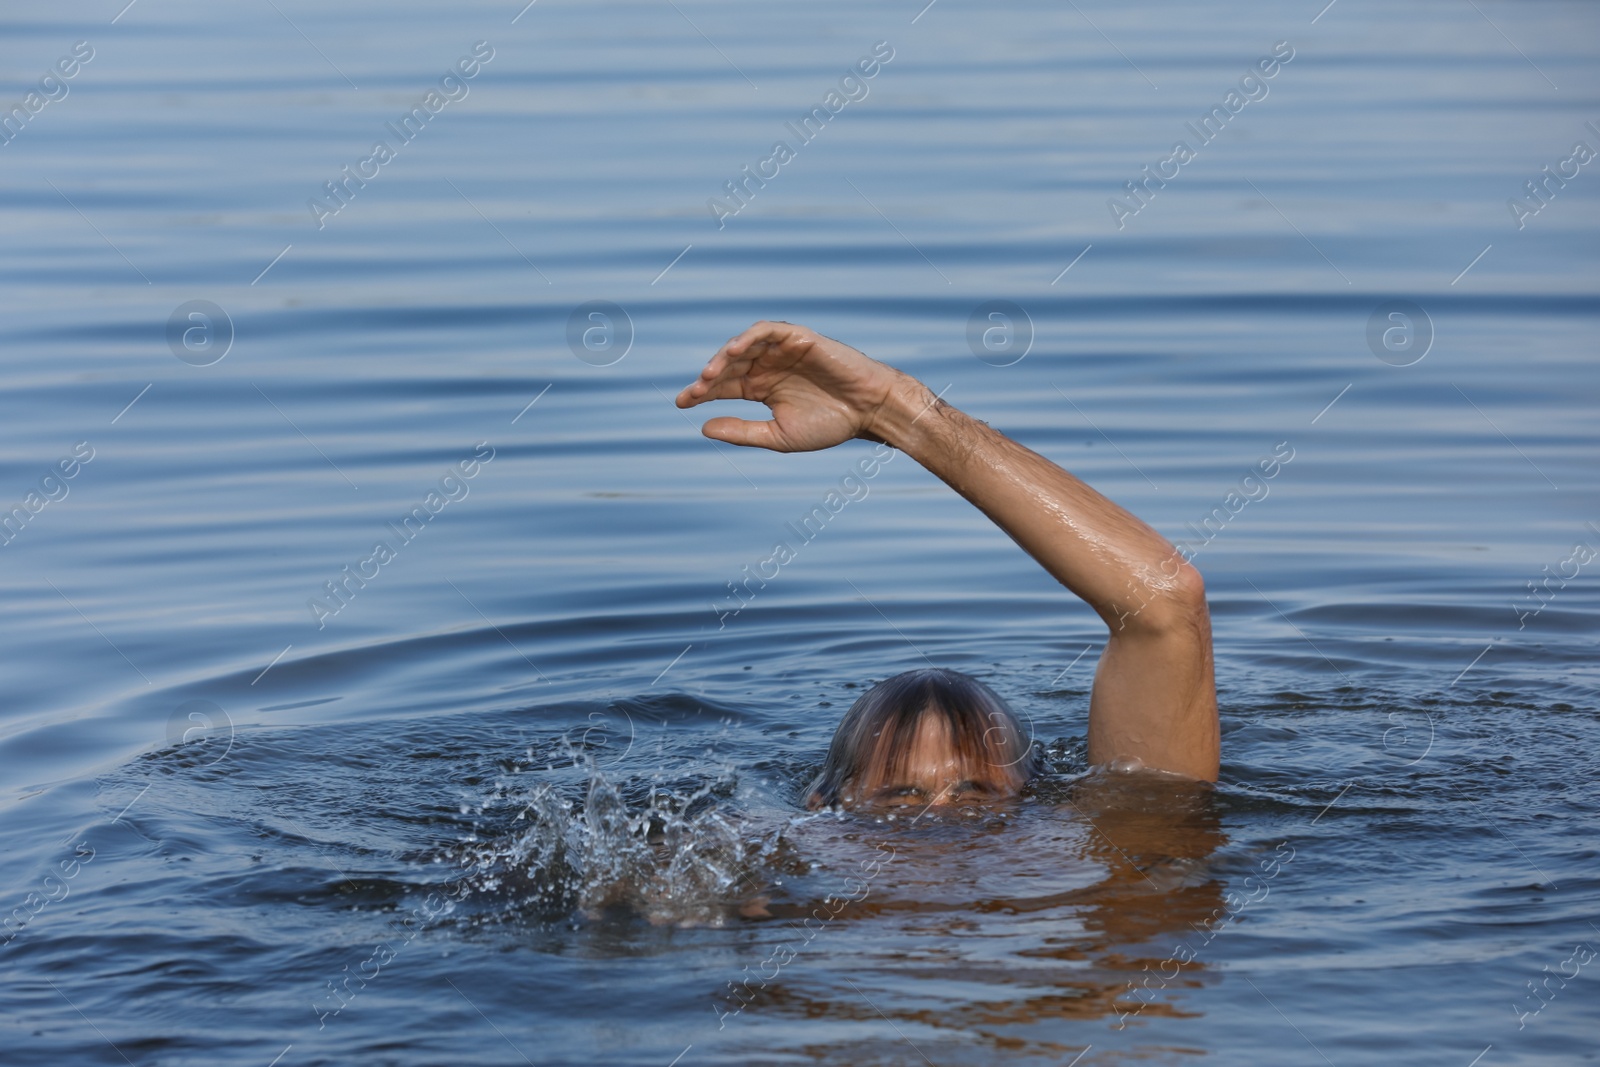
[864, 371, 941, 452]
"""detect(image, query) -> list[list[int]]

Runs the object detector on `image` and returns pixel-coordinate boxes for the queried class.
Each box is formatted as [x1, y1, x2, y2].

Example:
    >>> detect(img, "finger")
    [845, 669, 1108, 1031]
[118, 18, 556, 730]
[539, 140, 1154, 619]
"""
[701, 377, 753, 403]
[677, 356, 758, 407]
[723, 320, 783, 357]
[725, 320, 809, 361]
[701, 416, 784, 451]
[693, 327, 763, 384]
[679, 321, 803, 407]
[676, 374, 751, 409]
[686, 345, 774, 400]
[702, 320, 805, 378]
[676, 344, 758, 406]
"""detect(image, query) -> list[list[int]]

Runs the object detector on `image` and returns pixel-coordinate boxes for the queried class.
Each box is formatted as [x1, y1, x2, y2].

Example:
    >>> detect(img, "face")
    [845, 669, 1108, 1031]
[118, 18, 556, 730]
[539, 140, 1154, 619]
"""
[844, 711, 1023, 809]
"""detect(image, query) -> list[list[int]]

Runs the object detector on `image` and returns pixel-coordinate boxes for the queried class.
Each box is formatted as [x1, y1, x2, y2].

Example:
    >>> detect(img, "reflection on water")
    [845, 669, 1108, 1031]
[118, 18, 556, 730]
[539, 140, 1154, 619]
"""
[717, 774, 1232, 1060]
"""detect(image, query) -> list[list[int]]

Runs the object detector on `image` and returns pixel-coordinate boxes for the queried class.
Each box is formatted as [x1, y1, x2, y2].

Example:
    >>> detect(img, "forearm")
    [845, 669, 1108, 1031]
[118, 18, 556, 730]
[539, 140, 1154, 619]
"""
[870, 374, 1191, 631]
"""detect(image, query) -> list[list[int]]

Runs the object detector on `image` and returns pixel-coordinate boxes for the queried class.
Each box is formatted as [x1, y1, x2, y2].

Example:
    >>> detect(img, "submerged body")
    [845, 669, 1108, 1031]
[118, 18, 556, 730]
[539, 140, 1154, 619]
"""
[676, 321, 1219, 804]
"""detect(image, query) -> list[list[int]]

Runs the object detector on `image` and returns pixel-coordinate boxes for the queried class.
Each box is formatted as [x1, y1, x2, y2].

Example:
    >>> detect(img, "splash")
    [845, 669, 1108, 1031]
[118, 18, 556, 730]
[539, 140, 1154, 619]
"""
[437, 750, 776, 928]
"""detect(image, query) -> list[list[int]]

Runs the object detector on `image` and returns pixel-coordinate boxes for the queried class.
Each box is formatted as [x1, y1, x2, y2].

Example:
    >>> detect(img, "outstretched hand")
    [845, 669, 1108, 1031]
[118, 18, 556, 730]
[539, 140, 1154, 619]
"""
[675, 321, 910, 452]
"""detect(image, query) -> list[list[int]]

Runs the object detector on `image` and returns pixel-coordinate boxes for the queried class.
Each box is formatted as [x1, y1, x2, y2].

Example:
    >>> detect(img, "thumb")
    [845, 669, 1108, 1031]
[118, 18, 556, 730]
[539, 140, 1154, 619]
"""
[702, 416, 783, 451]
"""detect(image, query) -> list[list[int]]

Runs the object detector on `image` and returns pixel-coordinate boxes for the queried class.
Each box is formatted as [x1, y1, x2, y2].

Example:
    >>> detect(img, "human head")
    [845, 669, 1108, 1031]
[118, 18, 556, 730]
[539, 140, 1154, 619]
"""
[805, 668, 1035, 810]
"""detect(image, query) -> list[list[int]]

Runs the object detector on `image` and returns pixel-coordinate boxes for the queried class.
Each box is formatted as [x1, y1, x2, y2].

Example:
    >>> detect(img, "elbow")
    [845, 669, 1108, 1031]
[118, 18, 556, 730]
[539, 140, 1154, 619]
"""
[1171, 560, 1208, 614]
[1119, 560, 1209, 636]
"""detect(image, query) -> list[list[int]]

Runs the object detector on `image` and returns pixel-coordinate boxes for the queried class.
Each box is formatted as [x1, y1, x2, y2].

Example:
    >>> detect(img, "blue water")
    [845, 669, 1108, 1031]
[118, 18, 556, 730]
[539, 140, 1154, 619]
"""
[2, 0, 1597, 1063]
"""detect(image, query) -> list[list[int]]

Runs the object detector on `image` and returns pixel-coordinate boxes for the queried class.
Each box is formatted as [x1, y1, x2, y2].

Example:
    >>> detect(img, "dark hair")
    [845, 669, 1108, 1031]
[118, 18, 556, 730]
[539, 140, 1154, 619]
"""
[806, 668, 1035, 808]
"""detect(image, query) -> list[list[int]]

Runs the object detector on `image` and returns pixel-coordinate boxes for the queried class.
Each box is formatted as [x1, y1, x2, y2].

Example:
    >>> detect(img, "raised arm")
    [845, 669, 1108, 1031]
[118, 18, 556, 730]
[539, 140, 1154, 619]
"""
[676, 321, 1218, 781]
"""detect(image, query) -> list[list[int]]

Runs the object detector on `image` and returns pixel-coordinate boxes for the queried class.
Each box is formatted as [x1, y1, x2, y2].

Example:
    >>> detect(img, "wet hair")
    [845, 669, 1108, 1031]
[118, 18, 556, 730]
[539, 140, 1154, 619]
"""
[806, 668, 1036, 808]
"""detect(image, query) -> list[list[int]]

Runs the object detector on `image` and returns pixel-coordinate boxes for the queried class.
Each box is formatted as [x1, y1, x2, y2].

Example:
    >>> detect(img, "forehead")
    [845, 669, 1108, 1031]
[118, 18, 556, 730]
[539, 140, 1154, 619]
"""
[858, 708, 1002, 786]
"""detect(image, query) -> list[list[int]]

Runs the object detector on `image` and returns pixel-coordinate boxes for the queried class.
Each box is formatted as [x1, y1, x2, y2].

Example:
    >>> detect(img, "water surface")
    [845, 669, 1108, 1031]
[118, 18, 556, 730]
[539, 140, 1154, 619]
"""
[1, 0, 1597, 1064]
